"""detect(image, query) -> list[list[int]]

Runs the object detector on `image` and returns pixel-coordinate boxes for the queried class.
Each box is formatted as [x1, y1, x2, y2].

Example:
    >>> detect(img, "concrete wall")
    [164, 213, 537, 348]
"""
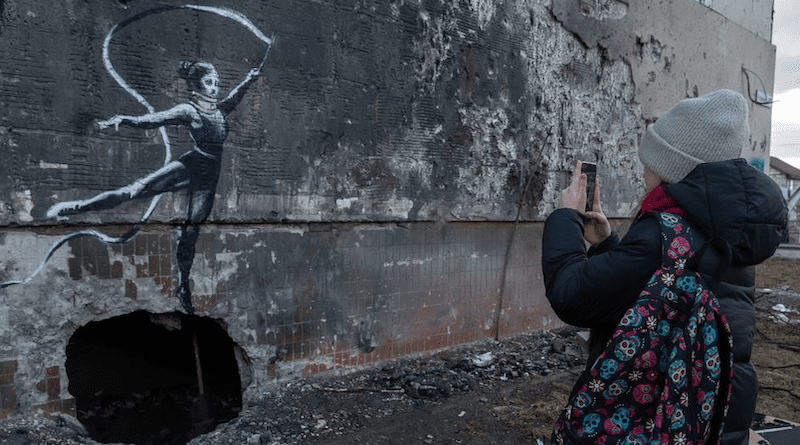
[0, 0, 776, 418]
[700, 0, 774, 41]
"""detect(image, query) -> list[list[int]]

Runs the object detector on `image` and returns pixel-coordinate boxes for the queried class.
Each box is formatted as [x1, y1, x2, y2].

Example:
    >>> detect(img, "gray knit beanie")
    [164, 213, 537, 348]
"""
[638, 89, 749, 184]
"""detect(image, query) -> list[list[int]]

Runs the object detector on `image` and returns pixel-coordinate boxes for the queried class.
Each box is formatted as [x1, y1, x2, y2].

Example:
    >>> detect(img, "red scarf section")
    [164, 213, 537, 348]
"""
[640, 185, 687, 216]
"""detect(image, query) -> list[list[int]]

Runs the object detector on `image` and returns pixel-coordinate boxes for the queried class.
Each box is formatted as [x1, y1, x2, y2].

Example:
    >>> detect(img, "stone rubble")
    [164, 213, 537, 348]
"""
[0, 328, 586, 445]
[3, 287, 796, 445]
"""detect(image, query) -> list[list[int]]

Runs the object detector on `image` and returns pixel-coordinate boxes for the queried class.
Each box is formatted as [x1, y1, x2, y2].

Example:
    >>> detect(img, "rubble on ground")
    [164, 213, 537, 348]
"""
[0, 328, 585, 445]
[2, 286, 798, 445]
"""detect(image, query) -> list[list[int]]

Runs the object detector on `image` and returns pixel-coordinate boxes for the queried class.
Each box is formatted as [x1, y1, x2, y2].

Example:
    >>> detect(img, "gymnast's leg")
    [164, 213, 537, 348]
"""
[45, 161, 188, 220]
[175, 188, 215, 313]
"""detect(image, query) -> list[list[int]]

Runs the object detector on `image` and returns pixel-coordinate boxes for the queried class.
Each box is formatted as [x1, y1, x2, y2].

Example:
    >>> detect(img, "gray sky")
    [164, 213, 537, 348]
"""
[770, 0, 800, 167]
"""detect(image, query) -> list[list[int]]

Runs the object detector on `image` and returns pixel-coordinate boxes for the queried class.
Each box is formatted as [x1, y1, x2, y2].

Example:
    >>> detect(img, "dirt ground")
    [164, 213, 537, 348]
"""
[1, 258, 799, 445]
[751, 258, 800, 426]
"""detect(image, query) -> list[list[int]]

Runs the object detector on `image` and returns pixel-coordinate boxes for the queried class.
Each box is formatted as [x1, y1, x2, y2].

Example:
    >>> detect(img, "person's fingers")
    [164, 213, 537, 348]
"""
[578, 171, 587, 194]
[569, 173, 587, 209]
[571, 159, 583, 186]
[558, 160, 592, 211]
[593, 175, 602, 212]
[584, 211, 604, 221]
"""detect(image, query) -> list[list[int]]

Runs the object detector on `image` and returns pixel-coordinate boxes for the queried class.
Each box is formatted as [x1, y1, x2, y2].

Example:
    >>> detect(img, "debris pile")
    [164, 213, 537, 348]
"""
[315, 328, 585, 399]
[0, 328, 585, 445]
[193, 327, 586, 444]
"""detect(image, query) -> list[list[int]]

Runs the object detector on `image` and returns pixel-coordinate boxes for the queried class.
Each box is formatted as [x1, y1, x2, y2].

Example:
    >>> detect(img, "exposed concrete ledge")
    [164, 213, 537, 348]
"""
[774, 244, 800, 259]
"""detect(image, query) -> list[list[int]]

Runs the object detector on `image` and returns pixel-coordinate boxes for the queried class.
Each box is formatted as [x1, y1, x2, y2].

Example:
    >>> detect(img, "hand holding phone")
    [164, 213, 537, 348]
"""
[581, 162, 597, 212]
[558, 160, 610, 245]
[559, 160, 594, 212]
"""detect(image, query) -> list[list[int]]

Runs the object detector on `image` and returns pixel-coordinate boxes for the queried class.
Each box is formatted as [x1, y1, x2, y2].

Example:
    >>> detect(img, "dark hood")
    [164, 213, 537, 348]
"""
[664, 158, 788, 266]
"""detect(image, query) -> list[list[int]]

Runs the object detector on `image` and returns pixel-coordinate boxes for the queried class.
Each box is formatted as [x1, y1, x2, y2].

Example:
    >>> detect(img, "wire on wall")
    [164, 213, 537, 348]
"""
[742, 67, 774, 107]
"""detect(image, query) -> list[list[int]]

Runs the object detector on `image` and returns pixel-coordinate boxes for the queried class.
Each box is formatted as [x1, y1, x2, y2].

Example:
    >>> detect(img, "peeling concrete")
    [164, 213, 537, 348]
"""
[10, 191, 35, 223]
[552, 0, 775, 166]
[469, 0, 497, 30]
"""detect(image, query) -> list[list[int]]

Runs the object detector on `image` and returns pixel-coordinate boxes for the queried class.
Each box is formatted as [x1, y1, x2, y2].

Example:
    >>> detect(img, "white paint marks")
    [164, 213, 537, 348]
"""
[383, 251, 486, 268]
[336, 197, 359, 210]
[388, 151, 434, 190]
[226, 187, 238, 210]
[578, 0, 628, 20]
[469, 0, 496, 30]
[11, 190, 35, 223]
[0, 305, 8, 337]
[414, 10, 454, 89]
[274, 226, 307, 236]
[484, 315, 494, 330]
[384, 196, 413, 219]
[456, 104, 518, 204]
[184, 5, 273, 46]
[38, 161, 69, 169]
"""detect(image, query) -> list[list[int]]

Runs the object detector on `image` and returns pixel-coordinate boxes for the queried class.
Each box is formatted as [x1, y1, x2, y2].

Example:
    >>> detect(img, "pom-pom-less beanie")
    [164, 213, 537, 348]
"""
[638, 89, 749, 184]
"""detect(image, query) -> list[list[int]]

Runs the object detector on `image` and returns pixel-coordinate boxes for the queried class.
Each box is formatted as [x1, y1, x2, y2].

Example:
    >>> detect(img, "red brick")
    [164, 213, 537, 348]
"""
[159, 254, 173, 276]
[148, 255, 160, 277]
[0, 360, 16, 385]
[125, 279, 137, 300]
[135, 261, 149, 278]
[0, 386, 16, 417]
[110, 260, 123, 279]
[47, 378, 60, 399]
[134, 234, 148, 256]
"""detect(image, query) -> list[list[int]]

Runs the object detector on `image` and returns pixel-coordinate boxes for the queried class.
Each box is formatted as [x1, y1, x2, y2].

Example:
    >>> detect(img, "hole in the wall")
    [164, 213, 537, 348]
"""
[65, 311, 243, 445]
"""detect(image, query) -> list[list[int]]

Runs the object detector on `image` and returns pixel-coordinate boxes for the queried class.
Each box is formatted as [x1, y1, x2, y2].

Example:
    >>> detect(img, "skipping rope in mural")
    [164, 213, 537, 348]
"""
[1, 5, 273, 315]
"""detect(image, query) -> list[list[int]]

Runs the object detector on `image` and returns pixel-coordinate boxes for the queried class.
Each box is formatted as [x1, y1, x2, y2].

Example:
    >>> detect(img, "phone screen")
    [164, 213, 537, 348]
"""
[581, 162, 597, 212]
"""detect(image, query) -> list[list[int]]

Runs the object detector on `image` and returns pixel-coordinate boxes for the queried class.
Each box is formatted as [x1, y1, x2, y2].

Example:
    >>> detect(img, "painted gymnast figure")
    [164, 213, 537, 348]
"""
[46, 55, 267, 313]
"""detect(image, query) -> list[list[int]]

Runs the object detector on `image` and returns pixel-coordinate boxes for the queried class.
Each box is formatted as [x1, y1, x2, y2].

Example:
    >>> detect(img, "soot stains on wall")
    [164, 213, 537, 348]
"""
[0, 0, 644, 227]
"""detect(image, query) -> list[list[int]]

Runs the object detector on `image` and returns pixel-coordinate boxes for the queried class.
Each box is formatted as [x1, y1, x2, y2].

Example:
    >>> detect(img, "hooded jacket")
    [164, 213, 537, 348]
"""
[541, 159, 788, 444]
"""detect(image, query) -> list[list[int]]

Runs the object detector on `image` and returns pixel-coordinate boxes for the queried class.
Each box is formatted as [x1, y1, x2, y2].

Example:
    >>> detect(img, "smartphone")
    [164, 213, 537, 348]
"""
[581, 162, 597, 212]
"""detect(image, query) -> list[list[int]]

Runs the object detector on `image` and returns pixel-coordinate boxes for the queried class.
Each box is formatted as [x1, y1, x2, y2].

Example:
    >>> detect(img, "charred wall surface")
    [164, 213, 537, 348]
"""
[0, 0, 775, 419]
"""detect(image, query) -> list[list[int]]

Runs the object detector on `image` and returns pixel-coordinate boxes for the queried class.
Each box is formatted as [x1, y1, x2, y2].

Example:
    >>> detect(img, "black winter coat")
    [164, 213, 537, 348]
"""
[541, 159, 787, 445]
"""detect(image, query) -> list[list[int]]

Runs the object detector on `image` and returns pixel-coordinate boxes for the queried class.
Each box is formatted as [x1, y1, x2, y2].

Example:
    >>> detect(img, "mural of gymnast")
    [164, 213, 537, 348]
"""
[45, 54, 268, 313]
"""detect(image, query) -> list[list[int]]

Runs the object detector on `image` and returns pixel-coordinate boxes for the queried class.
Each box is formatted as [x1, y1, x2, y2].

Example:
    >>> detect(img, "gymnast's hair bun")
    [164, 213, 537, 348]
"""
[178, 61, 195, 79]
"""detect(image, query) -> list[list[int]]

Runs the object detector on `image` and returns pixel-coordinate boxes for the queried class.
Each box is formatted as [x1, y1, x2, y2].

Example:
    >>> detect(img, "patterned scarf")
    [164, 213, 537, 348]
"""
[640, 184, 687, 216]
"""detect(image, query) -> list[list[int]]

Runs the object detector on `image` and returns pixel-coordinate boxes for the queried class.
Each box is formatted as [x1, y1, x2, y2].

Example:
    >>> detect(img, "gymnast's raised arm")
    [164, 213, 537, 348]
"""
[97, 103, 197, 131]
[218, 46, 271, 115]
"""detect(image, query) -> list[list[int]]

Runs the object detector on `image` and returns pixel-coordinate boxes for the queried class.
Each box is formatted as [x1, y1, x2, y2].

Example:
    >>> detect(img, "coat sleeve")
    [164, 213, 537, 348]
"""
[541, 209, 663, 328]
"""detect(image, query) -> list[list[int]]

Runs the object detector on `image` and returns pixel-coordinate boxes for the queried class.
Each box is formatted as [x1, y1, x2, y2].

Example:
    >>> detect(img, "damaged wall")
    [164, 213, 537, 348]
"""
[0, 0, 776, 421]
[553, 0, 775, 164]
